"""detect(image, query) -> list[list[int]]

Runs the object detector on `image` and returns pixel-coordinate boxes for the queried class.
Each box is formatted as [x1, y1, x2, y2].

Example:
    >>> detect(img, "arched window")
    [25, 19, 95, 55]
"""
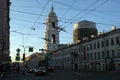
[52, 22, 55, 28]
[51, 34, 56, 44]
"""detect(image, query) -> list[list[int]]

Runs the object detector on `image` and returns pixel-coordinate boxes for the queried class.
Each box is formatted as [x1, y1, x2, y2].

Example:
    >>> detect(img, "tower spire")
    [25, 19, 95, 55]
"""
[51, 6, 54, 12]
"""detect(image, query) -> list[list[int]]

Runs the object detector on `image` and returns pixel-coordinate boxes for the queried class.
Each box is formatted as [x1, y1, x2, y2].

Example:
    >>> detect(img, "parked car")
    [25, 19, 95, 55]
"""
[35, 67, 48, 76]
[28, 66, 36, 73]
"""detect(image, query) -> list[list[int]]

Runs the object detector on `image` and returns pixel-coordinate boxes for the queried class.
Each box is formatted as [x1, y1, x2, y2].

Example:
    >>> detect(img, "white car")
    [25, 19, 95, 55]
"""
[35, 67, 48, 76]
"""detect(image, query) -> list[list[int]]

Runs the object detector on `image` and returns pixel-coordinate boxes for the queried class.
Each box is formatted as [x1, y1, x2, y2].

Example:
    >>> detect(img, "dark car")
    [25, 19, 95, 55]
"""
[47, 66, 55, 72]
[35, 67, 48, 76]
[28, 66, 36, 73]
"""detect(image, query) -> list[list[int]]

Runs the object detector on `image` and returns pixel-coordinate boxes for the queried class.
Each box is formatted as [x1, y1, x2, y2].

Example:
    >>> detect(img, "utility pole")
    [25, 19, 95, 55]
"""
[103, 36, 107, 71]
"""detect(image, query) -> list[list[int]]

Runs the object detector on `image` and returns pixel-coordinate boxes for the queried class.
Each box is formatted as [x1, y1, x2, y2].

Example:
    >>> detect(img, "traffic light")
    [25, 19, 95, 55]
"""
[22, 53, 25, 61]
[16, 56, 20, 61]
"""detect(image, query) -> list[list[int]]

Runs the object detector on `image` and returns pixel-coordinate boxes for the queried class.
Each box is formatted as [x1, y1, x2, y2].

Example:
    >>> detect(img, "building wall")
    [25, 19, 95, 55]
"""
[26, 53, 46, 67]
[73, 20, 98, 43]
[0, 0, 10, 64]
[52, 28, 120, 71]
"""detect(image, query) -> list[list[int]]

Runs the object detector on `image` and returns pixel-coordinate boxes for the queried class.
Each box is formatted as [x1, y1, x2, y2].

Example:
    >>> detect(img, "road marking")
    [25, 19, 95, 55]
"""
[74, 79, 79, 80]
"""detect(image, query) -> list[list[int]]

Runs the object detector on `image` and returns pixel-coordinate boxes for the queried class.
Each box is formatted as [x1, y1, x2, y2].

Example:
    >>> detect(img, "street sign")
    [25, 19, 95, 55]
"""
[16, 48, 20, 52]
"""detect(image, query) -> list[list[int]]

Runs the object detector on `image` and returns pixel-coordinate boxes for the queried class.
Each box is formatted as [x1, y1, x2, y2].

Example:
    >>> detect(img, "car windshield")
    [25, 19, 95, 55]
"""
[30, 66, 34, 69]
[38, 67, 46, 70]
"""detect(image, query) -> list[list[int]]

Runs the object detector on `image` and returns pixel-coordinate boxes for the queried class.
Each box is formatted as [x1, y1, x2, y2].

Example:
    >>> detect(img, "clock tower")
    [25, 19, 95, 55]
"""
[44, 6, 59, 52]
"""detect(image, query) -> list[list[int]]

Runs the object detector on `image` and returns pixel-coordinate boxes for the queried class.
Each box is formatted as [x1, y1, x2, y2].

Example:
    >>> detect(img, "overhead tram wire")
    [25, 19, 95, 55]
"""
[90, 12, 119, 25]
[32, 0, 49, 29]
[60, 0, 75, 19]
[49, 0, 84, 10]
[49, 0, 100, 33]
[11, 10, 73, 25]
[11, 17, 46, 25]
[11, 13, 118, 29]
[11, 9, 44, 16]
[10, 9, 77, 24]
[10, 1, 117, 30]
[11, 30, 31, 35]
[35, 0, 43, 7]
[11, 30, 43, 39]
[61, 0, 109, 29]
[9, 7, 120, 17]
[11, 14, 116, 29]
[77, 0, 109, 21]
[11, 8, 119, 26]
[50, 0, 74, 8]
[58, 0, 100, 29]
[66, 0, 100, 21]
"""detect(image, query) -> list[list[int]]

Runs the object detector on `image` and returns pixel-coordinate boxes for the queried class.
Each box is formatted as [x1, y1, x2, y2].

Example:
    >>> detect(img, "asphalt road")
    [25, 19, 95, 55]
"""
[1, 70, 120, 80]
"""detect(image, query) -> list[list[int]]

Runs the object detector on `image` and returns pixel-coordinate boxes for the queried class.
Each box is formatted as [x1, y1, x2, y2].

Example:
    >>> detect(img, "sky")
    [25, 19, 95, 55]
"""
[10, 0, 120, 61]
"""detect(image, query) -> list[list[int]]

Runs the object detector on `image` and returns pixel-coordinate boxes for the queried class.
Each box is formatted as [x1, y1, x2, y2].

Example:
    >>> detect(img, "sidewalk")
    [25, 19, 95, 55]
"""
[0, 71, 34, 79]
[0, 71, 23, 79]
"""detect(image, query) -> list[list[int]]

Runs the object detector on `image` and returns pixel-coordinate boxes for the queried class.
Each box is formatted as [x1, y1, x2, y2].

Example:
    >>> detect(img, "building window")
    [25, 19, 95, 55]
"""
[87, 45, 89, 51]
[51, 34, 56, 44]
[107, 50, 109, 58]
[106, 39, 109, 47]
[97, 42, 100, 48]
[101, 41, 104, 48]
[98, 52, 100, 59]
[90, 44, 92, 50]
[116, 37, 119, 44]
[87, 54, 89, 60]
[112, 50, 115, 58]
[52, 22, 55, 28]
[91, 53, 93, 60]
[94, 43, 96, 49]
[94, 53, 96, 60]
[111, 38, 114, 45]
[102, 51, 105, 59]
